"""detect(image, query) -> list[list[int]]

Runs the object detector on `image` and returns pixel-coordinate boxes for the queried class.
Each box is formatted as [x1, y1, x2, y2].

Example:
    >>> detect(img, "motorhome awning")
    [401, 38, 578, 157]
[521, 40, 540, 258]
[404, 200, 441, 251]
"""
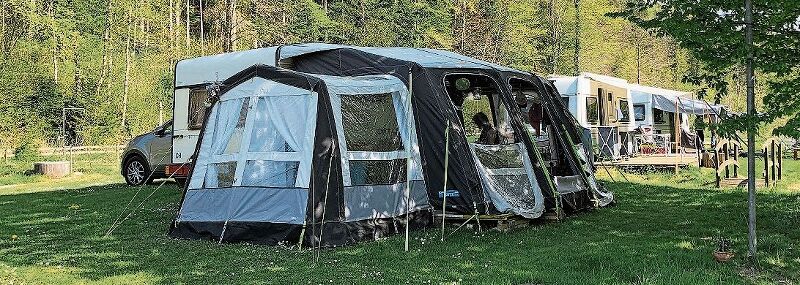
[630, 84, 722, 115]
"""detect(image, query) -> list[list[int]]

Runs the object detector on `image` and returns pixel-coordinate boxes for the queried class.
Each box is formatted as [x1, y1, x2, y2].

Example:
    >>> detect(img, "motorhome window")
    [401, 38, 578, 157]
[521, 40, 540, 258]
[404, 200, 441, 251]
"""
[653, 108, 665, 123]
[634, 104, 646, 121]
[340, 93, 404, 152]
[445, 74, 516, 145]
[586, 97, 599, 124]
[188, 88, 209, 130]
[619, 99, 630, 122]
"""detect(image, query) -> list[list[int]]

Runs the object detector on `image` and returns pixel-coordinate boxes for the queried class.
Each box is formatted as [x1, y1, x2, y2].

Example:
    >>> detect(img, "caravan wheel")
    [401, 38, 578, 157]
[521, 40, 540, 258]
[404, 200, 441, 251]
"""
[124, 156, 151, 186]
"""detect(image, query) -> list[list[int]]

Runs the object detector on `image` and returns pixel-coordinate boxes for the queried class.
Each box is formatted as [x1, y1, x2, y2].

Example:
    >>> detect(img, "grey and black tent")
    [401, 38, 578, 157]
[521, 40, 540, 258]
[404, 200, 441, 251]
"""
[169, 65, 431, 246]
[277, 44, 549, 219]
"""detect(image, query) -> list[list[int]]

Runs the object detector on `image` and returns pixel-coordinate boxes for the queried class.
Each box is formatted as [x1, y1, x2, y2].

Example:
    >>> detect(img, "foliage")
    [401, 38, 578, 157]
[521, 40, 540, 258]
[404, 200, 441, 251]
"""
[610, 0, 800, 138]
[11, 140, 39, 162]
[0, 0, 733, 150]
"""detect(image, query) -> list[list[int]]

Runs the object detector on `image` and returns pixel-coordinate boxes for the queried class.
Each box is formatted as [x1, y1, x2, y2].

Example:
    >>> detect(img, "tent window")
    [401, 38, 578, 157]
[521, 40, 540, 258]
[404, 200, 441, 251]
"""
[215, 98, 250, 155]
[634, 104, 646, 121]
[619, 99, 630, 122]
[474, 146, 524, 169]
[586, 97, 599, 124]
[349, 159, 408, 186]
[242, 160, 299, 187]
[340, 94, 404, 152]
[248, 97, 302, 152]
[188, 88, 209, 130]
[561, 97, 569, 108]
[205, 162, 236, 188]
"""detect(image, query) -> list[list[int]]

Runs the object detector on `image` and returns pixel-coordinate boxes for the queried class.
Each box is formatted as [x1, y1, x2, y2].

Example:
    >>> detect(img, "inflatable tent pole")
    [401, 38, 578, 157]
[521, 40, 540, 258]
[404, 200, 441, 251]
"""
[441, 120, 450, 241]
[404, 68, 413, 252]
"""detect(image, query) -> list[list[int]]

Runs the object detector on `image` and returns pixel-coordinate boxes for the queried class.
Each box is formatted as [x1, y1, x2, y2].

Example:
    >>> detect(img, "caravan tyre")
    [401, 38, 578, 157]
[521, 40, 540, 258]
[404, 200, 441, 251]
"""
[124, 156, 151, 186]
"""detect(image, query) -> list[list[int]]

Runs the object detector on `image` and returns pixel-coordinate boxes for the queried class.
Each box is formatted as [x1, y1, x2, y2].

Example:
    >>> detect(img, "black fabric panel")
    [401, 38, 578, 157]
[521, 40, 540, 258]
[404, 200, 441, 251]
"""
[290, 49, 487, 215]
[306, 82, 346, 227]
[303, 209, 434, 248]
[167, 210, 433, 247]
[168, 221, 303, 245]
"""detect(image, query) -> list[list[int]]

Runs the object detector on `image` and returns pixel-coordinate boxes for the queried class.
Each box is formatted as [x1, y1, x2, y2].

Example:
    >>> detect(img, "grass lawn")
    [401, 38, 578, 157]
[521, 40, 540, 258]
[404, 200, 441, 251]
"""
[0, 153, 798, 284]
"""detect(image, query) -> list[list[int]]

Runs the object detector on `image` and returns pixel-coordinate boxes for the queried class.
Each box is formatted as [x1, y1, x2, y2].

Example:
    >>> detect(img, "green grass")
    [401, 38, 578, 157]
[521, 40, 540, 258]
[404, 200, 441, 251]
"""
[0, 153, 798, 284]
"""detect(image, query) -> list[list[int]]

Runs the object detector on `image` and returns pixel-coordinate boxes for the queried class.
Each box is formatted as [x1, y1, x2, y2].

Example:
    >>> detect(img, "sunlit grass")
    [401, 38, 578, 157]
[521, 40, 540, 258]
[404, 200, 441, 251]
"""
[0, 155, 797, 284]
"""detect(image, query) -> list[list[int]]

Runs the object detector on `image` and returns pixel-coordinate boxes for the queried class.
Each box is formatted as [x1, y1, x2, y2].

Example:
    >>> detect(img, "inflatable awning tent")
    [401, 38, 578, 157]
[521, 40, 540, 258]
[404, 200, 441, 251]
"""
[170, 44, 615, 246]
[281, 44, 550, 218]
[169, 65, 431, 246]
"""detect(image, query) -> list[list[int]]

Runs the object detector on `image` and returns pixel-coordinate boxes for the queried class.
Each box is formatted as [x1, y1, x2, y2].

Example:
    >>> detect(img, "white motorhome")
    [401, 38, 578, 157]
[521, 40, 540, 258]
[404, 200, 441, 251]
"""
[550, 73, 636, 159]
[165, 48, 281, 178]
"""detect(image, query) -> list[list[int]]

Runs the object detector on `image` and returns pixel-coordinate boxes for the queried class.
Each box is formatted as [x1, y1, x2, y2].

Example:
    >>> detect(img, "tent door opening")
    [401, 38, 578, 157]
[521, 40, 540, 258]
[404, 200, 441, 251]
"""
[443, 73, 542, 218]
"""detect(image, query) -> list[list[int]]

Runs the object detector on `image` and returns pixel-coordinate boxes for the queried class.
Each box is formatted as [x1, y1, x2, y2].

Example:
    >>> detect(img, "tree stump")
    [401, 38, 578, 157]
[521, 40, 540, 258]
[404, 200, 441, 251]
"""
[33, 161, 71, 178]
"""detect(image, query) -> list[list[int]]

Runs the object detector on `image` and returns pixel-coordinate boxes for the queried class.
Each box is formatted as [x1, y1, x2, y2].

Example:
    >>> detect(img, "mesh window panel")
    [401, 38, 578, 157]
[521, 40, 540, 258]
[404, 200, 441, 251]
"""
[241, 160, 299, 187]
[340, 93, 404, 152]
[473, 146, 524, 169]
[349, 159, 407, 186]
[473, 144, 537, 213]
[205, 162, 236, 188]
[620, 99, 631, 122]
[188, 88, 209, 130]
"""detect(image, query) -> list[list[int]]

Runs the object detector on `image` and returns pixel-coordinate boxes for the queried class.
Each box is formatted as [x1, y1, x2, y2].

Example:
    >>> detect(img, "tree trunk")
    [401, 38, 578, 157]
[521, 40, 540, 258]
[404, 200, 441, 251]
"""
[185, 0, 190, 51]
[96, 0, 113, 97]
[199, 0, 205, 55]
[225, 0, 237, 52]
[122, 6, 132, 130]
[573, 0, 580, 75]
[744, 0, 757, 262]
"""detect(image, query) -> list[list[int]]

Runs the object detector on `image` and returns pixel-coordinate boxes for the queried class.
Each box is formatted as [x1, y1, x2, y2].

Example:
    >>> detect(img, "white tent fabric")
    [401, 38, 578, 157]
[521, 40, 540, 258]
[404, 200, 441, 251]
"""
[188, 77, 318, 190]
[175, 47, 278, 87]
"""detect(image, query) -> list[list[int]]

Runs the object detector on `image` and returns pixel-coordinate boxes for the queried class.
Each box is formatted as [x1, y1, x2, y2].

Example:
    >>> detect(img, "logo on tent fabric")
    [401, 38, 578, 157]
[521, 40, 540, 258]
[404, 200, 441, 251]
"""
[438, 190, 460, 198]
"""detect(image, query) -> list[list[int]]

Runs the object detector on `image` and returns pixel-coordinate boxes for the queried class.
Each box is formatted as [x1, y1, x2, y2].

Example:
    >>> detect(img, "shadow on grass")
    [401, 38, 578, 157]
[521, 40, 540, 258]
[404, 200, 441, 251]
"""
[0, 181, 798, 284]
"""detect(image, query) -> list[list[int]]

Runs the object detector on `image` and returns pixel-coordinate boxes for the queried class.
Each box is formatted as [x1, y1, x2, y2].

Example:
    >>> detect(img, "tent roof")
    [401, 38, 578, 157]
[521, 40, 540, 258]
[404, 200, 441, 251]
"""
[176, 44, 524, 87]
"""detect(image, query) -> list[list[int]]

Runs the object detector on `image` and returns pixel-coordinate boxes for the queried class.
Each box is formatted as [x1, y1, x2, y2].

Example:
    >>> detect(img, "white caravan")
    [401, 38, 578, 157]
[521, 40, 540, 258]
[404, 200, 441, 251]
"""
[166, 48, 281, 178]
[550, 73, 636, 159]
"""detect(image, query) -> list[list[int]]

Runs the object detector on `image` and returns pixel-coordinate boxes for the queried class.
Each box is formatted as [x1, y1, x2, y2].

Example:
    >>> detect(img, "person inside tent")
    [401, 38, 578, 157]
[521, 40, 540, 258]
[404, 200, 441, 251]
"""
[473, 112, 501, 145]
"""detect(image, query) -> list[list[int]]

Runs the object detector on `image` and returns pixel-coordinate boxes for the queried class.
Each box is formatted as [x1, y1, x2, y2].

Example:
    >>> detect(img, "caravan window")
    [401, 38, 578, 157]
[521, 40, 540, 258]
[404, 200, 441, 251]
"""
[634, 104, 646, 121]
[653, 108, 665, 123]
[188, 88, 209, 130]
[586, 97, 599, 124]
[619, 99, 630, 122]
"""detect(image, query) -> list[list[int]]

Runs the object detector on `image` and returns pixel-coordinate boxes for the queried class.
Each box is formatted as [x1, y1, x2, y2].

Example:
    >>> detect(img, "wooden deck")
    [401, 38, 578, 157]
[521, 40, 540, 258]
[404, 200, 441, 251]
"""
[595, 154, 699, 168]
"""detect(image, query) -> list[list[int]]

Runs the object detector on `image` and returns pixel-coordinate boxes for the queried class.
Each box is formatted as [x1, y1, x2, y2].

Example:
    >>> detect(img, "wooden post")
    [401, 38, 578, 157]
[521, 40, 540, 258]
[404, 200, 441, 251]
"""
[771, 140, 776, 183]
[764, 147, 769, 187]
[724, 143, 730, 178]
[777, 143, 782, 180]
[733, 143, 739, 178]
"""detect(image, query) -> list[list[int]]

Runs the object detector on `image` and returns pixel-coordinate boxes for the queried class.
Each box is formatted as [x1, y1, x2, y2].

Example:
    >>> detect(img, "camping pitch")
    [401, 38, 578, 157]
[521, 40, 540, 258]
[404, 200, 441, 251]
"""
[169, 44, 614, 247]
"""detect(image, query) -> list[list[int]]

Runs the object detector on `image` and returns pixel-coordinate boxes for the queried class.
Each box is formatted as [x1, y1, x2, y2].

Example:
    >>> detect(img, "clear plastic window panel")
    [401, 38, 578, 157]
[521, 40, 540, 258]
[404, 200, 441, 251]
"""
[340, 93, 404, 152]
[348, 159, 408, 186]
[241, 160, 299, 187]
[205, 162, 236, 188]
[461, 94, 495, 141]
